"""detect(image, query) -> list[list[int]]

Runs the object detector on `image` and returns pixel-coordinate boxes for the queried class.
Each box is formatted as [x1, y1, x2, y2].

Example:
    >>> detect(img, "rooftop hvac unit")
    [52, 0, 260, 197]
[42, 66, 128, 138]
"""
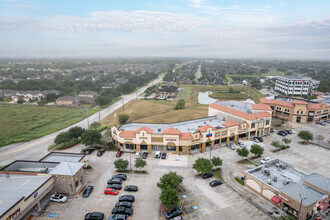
[158, 128, 161, 132]
[273, 174, 278, 182]
[40, 167, 48, 173]
[283, 179, 292, 185]
[267, 179, 272, 185]
[263, 168, 270, 176]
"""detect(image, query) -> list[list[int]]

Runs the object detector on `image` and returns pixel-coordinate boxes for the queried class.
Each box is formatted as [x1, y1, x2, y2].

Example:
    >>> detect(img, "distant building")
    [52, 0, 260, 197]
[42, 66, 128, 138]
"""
[275, 76, 320, 96]
[245, 158, 329, 220]
[199, 78, 210, 85]
[56, 96, 79, 107]
[260, 96, 330, 123]
[158, 85, 178, 98]
[78, 91, 98, 104]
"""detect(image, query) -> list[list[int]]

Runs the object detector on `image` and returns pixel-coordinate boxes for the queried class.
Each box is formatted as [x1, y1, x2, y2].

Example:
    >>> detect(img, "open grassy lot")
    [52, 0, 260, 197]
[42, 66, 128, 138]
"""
[0, 105, 98, 147]
[101, 100, 208, 127]
[179, 85, 264, 103]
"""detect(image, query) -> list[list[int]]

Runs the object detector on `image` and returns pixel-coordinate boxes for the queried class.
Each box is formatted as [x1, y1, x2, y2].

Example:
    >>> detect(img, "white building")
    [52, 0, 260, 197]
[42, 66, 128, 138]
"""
[275, 76, 319, 96]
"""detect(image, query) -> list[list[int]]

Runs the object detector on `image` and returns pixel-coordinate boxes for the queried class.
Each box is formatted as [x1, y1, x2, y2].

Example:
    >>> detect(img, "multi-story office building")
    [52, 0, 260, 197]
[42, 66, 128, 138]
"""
[275, 76, 320, 96]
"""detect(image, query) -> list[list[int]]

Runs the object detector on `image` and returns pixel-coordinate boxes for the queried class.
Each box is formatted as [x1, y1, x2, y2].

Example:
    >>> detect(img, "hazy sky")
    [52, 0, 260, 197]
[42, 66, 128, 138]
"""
[1, 0, 330, 59]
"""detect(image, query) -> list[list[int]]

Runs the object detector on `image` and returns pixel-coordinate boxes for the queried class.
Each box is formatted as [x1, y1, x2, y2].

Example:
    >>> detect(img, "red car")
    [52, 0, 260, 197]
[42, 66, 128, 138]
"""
[104, 188, 119, 195]
[116, 151, 123, 157]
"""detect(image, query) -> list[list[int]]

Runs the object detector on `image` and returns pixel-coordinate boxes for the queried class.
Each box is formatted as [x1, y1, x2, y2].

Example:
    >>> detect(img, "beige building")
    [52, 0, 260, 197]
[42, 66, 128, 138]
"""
[56, 96, 79, 107]
[111, 101, 272, 155]
[260, 97, 330, 123]
[245, 159, 329, 220]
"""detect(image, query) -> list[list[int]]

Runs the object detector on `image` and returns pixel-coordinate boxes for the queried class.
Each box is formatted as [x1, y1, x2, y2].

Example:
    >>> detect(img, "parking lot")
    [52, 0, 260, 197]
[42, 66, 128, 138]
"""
[35, 122, 329, 220]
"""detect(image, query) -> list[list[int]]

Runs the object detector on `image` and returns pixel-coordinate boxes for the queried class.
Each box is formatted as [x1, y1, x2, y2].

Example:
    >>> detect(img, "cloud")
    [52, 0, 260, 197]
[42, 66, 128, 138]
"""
[0, 10, 208, 33]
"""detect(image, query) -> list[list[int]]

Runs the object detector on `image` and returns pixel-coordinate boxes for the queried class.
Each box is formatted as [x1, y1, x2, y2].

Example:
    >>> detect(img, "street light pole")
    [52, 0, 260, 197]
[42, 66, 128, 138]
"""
[98, 101, 101, 123]
[85, 108, 89, 128]
[129, 150, 132, 172]
[298, 193, 307, 220]
[122, 95, 125, 111]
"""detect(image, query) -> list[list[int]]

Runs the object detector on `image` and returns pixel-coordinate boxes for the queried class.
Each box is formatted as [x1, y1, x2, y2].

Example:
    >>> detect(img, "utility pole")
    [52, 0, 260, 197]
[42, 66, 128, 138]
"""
[209, 147, 212, 160]
[122, 95, 125, 111]
[98, 101, 101, 123]
[85, 108, 89, 128]
[298, 193, 307, 220]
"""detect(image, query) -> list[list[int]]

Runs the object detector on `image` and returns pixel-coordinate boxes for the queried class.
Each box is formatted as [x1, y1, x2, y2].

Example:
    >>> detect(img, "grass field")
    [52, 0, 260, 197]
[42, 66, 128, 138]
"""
[178, 85, 264, 103]
[101, 100, 208, 127]
[0, 105, 98, 147]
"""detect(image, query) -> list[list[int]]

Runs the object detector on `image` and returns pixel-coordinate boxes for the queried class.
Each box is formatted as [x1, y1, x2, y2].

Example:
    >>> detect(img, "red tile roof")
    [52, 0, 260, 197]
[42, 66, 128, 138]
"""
[162, 127, 181, 135]
[222, 120, 240, 127]
[307, 103, 330, 109]
[198, 124, 216, 132]
[136, 126, 153, 134]
[292, 100, 308, 105]
[209, 102, 272, 120]
[313, 91, 325, 95]
[119, 130, 136, 138]
[252, 103, 272, 111]
[179, 132, 193, 140]
[259, 97, 295, 108]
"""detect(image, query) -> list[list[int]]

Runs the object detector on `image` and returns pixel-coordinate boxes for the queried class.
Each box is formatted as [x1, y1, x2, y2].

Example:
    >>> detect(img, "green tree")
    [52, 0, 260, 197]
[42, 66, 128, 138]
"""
[211, 157, 222, 168]
[298, 130, 313, 143]
[251, 78, 262, 90]
[81, 129, 101, 147]
[54, 132, 71, 145]
[118, 113, 129, 125]
[192, 158, 213, 174]
[135, 158, 147, 171]
[157, 172, 183, 190]
[68, 126, 85, 140]
[271, 140, 281, 148]
[236, 147, 249, 159]
[17, 97, 24, 104]
[315, 135, 324, 145]
[282, 138, 291, 145]
[174, 99, 185, 110]
[159, 186, 179, 207]
[45, 93, 58, 102]
[89, 122, 101, 130]
[250, 144, 264, 157]
[114, 159, 129, 171]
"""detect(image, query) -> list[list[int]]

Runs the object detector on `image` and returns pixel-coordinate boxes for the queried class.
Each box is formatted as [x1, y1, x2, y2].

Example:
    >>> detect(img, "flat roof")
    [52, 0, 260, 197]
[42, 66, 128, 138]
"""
[215, 101, 258, 114]
[2, 161, 59, 173]
[277, 75, 311, 80]
[40, 152, 85, 163]
[0, 174, 51, 217]
[49, 162, 84, 176]
[119, 116, 226, 134]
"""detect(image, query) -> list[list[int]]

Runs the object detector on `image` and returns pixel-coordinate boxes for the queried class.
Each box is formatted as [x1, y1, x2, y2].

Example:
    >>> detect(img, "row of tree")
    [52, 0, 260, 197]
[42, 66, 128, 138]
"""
[157, 172, 183, 207]
[236, 144, 265, 159]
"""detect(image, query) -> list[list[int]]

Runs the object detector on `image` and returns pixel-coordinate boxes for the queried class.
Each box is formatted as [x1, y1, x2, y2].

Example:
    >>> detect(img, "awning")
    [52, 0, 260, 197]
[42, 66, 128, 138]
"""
[271, 195, 281, 204]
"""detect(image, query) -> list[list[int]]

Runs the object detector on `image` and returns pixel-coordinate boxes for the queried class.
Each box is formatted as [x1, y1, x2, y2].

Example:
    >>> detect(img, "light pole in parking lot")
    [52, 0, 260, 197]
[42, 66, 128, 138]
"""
[129, 150, 132, 172]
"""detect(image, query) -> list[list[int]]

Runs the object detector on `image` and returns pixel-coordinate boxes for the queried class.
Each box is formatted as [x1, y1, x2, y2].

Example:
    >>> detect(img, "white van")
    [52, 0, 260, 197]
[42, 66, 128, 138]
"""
[135, 151, 140, 158]
[155, 151, 161, 158]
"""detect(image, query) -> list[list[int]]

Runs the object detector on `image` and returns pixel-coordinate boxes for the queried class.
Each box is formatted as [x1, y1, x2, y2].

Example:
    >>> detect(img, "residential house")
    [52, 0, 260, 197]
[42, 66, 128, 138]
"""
[158, 85, 178, 97]
[56, 96, 79, 107]
[78, 91, 98, 104]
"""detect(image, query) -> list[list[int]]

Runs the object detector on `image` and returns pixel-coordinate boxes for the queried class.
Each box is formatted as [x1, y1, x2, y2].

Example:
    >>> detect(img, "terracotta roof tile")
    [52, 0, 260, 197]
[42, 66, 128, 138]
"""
[119, 130, 136, 138]
[292, 100, 308, 105]
[209, 103, 272, 120]
[162, 127, 181, 135]
[136, 126, 153, 134]
[252, 103, 272, 111]
[197, 124, 216, 132]
[259, 97, 295, 108]
[222, 120, 240, 127]
[179, 132, 193, 140]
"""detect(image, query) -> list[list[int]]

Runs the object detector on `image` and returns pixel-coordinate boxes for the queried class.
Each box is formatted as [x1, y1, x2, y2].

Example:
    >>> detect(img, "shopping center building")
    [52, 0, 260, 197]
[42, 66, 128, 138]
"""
[245, 159, 329, 220]
[260, 96, 330, 123]
[111, 101, 272, 155]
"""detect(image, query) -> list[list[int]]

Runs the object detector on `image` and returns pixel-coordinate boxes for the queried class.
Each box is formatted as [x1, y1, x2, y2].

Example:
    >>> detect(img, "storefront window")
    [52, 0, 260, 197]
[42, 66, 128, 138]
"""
[167, 146, 176, 151]
[283, 203, 298, 217]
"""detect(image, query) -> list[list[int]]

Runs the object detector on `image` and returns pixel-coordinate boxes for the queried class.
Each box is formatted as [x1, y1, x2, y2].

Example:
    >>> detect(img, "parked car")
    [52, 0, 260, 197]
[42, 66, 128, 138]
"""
[325, 120, 330, 124]
[85, 212, 105, 220]
[104, 188, 119, 195]
[155, 151, 161, 158]
[115, 202, 132, 208]
[282, 130, 289, 135]
[85, 147, 95, 154]
[201, 173, 214, 179]
[270, 128, 274, 133]
[108, 184, 122, 190]
[277, 131, 286, 136]
[260, 157, 271, 164]
[116, 151, 123, 157]
[236, 141, 244, 147]
[124, 185, 138, 192]
[97, 149, 105, 156]
[135, 151, 140, 158]
[165, 208, 182, 219]
[209, 180, 223, 187]
[256, 137, 263, 142]
[82, 185, 94, 198]
[108, 214, 127, 220]
[227, 144, 236, 150]
[112, 174, 127, 181]
[316, 121, 326, 126]
[50, 194, 67, 203]
[107, 178, 123, 185]
[171, 216, 183, 220]
[251, 137, 259, 143]
[111, 207, 133, 216]
[118, 195, 135, 203]
[161, 153, 167, 159]
[142, 152, 148, 159]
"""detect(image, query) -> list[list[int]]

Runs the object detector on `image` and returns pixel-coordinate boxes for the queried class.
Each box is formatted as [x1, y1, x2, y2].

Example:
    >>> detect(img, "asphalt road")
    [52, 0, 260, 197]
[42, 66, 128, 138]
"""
[0, 75, 163, 166]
